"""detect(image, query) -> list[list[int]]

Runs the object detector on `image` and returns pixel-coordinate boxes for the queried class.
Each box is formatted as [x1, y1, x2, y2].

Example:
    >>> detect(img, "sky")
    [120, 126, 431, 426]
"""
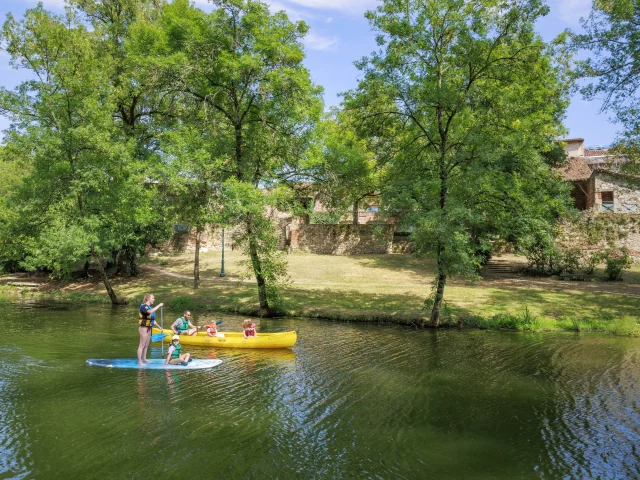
[0, 0, 618, 147]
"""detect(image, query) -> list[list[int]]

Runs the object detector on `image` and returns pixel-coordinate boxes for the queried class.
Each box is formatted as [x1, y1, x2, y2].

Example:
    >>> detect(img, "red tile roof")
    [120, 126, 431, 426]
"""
[556, 157, 592, 182]
[584, 148, 609, 156]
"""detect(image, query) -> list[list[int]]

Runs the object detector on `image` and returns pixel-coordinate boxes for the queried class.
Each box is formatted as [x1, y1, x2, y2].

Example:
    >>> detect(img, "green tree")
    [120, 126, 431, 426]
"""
[0, 5, 162, 303]
[304, 114, 383, 224]
[72, 0, 175, 273]
[161, 116, 227, 289]
[346, 0, 570, 325]
[568, 0, 640, 170]
[147, 0, 323, 315]
[0, 145, 28, 273]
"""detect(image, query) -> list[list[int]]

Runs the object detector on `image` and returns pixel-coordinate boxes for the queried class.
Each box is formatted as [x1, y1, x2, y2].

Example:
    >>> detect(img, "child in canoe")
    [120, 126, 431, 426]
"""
[205, 321, 225, 338]
[165, 335, 191, 365]
[242, 319, 257, 338]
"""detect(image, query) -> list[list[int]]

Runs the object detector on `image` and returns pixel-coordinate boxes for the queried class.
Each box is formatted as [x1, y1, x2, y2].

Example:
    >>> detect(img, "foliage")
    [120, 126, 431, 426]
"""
[345, 0, 571, 324]
[551, 214, 639, 277]
[142, 0, 323, 314]
[222, 179, 290, 312]
[0, 6, 121, 276]
[518, 229, 560, 274]
[309, 210, 344, 225]
[0, 3, 171, 302]
[602, 247, 633, 281]
[303, 113, 383, 224]
[567, 0, 640, 172]
[0, 146, 28, 272]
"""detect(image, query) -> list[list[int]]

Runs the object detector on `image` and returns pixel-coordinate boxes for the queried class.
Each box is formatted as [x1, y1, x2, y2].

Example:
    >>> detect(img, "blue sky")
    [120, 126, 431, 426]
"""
[0, 0, 617, 147]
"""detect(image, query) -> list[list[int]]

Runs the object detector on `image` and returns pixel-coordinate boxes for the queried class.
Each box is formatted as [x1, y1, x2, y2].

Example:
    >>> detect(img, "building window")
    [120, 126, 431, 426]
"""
[365, 205, 380, 213]
[601, 191, 615, 212]
[621, 203, 638, 213]
[174, 224, 189, 233]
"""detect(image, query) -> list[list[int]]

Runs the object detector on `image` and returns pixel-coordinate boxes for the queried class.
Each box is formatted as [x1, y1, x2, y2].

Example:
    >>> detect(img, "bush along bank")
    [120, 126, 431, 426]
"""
[13, 287, 636, 336]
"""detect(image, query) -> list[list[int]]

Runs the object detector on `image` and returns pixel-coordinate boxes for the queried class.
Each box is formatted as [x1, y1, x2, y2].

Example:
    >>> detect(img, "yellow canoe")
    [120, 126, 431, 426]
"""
[152, 328, 297, 349]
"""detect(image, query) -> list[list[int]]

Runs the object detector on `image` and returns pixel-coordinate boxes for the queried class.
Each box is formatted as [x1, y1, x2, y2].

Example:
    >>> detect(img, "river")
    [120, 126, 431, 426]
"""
[0, 297, 638, 479]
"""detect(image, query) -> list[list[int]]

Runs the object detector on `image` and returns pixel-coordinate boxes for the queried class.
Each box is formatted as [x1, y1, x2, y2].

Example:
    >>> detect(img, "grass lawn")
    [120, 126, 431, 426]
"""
[7, 250, 640, 335]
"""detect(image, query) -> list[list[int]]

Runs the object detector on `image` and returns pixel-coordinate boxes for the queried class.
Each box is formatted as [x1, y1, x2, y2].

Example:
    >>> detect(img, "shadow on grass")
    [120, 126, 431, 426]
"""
[486, 286, 639, 319]
[282, 286, 426, 314]
[353, 254, 436, 278]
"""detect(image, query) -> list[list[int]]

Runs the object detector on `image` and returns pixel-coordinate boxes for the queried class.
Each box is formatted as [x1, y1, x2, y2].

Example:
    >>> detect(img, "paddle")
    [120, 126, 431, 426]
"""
[160, 307, 164, 358]
[151, 308, 165, 343]
[151, 332, 167, 342]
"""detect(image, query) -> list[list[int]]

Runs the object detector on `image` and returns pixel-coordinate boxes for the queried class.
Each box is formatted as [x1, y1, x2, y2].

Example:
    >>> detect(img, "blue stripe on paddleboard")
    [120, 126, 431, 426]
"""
[86, 359, 222, 370]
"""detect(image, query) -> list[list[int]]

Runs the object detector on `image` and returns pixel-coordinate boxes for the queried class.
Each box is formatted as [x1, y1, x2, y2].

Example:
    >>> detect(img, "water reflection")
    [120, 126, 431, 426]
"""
[0, 298, 638, 479]
[0, 349, 32, 479]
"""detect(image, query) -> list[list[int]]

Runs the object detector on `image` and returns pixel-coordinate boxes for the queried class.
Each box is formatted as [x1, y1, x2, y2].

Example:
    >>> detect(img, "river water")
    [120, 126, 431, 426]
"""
[0, 297, 638, 479]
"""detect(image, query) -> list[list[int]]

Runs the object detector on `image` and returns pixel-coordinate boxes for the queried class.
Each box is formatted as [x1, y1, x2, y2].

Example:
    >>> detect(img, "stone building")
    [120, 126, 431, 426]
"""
[558, 138, 640, 258]
[559, 138, 640, 213]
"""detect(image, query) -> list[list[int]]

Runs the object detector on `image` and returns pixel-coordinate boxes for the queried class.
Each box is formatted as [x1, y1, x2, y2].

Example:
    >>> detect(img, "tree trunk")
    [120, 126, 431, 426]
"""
[246, 217, 271, 316]
[249, 239, 270, 316]
[235, 124, 244, 179]
[429, 242, 447, 326]
[429, 162, 449, 326]
[194, 226, 202, 289]
[93, 254, 124, 305]
[82, 261, 90, 278]
[431, 90, 448, 326]
[115, 249, 125, 276]
[352, 200, 359, 225]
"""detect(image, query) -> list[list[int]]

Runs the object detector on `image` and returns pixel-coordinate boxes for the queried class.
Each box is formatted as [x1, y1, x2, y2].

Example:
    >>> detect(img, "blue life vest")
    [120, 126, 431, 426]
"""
[139, 304, 156, 327]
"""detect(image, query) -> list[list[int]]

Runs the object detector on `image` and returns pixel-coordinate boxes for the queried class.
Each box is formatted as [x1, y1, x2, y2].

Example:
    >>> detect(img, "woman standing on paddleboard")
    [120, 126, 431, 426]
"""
[138, 293, 163, 366]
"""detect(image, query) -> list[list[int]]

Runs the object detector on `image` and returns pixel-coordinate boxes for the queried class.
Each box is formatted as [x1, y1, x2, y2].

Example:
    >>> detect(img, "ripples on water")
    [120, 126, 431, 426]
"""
[0, 298, 638, 479]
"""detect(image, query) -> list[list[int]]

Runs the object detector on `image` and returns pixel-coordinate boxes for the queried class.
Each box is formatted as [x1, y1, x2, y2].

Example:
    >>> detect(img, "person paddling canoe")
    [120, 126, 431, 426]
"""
[138, 293, 164, 366]
[171, 310, 199, 336]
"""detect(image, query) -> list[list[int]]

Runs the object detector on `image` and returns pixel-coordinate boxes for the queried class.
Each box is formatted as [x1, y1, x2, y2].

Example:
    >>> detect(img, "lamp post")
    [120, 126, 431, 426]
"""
[220, 227, 226, 277]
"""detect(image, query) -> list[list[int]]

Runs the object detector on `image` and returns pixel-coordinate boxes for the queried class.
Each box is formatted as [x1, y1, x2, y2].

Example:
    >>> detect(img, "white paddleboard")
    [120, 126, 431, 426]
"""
[86, 358, 222, 370]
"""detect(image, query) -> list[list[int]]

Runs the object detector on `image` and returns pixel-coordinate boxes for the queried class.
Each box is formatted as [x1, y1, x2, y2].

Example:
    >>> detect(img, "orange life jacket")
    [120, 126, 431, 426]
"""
[205, 323, 217, 336]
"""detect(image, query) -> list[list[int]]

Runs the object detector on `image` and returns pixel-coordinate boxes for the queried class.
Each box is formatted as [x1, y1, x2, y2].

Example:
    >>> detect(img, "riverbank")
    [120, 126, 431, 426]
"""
[2, 251, 639, 335]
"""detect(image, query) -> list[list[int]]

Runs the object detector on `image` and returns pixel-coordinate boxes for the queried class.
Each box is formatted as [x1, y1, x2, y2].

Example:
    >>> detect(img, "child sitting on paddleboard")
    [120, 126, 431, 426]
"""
[242, 319, 257, 338]
[165, 335, 191, 365]
[205, 321, 225, 338]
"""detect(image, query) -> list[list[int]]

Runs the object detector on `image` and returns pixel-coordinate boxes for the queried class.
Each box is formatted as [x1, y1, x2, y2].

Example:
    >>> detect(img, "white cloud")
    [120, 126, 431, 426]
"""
[287, 0, 377, 14]
[266, 1, 334, 23]
[304, 31, 338, 50]
[549, 0, 592, 26]
[267, 0, 309, 21]
[26, 0, 66, 8]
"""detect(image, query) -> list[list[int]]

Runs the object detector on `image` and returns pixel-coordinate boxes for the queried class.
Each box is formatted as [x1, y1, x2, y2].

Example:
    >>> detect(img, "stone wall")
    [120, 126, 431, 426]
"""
[592, 172, 640, 214]
[289, 224, 395, 255]
[160, 225, 240, 254]
[559, 213, 640, 261]
[162, 221, 412, 256]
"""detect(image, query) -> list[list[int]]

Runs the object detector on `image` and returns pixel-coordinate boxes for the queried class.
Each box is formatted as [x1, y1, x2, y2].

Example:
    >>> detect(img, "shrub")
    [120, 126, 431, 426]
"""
[581, 252, 601, 275]
[519, 235, 560, 275]
[557, 246, 581, 274]
[166, 295, 195, 311]
[602, 247, 633, 281]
